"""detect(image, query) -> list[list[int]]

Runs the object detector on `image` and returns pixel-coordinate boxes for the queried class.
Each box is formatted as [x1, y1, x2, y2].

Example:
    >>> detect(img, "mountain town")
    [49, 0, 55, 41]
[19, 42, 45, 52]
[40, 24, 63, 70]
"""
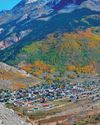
[0, 0, 100, 125]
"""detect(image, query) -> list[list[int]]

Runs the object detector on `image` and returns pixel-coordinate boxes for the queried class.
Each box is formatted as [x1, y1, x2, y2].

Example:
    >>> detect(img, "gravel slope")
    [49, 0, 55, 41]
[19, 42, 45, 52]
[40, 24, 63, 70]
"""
[0, 104, 29, 125]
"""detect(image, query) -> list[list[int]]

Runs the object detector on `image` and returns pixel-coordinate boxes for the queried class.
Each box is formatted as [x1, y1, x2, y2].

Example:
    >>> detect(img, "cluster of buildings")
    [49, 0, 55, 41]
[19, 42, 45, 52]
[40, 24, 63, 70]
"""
[0, 77, 100, 111]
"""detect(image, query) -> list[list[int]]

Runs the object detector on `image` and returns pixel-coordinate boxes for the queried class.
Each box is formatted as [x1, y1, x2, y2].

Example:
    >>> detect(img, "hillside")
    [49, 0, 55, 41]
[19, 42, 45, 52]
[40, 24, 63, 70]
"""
[4, 28, 100, 68]
[0, 28, 99, 85]
[0, 62, 40, 90]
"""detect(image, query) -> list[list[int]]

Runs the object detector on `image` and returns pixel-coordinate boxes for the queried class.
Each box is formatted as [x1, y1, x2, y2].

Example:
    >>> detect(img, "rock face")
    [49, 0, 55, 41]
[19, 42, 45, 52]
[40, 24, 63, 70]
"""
[0, 104, 28, 125]
[81, 0, 100, 11]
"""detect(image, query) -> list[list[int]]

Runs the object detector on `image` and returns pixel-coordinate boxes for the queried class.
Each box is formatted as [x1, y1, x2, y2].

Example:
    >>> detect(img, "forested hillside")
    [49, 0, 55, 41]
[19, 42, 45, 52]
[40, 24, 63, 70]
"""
[4, 28, 99, 81]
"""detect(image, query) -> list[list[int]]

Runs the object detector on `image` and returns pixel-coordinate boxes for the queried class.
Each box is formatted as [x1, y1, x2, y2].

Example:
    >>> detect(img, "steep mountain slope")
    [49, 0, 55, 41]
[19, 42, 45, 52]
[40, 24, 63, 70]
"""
[0, 0, 89, 28]
[0, 8, 100, 62]
[0, 0, 100, 50]
[1, 28, 99, 77]
[0, 62, 39, 90]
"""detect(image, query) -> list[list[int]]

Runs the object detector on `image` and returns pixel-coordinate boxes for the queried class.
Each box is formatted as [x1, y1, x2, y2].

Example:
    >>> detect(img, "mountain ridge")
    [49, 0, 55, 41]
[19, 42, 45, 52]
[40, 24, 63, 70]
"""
[0, 0, 100, 50]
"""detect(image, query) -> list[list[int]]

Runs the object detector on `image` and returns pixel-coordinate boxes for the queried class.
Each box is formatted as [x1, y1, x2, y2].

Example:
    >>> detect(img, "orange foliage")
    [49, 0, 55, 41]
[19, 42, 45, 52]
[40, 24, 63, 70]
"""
[21, 64, 33, 72]
[32, 60, 55, 77]
[21, 60, 55, 77]
[78, 29, 100, 41]
[63, 33, 79, 40]
[13, 83, 27, 89]
[88, 41, 100, 49]
[78, 29, 93, 39]
[60, 29, 100, 53]
[67, 64, 96, 74]
[33, 60, 50, 72]
[33, 69, 43, 76]
[67, 65, 76, 71]
[76, 64, 96, 74]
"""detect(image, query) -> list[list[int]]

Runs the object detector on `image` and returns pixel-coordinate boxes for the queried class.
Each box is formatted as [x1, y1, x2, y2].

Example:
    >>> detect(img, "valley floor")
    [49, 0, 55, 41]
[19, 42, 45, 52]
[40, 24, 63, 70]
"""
[0, 74, 99, 125]
[32, 97, 100, 125]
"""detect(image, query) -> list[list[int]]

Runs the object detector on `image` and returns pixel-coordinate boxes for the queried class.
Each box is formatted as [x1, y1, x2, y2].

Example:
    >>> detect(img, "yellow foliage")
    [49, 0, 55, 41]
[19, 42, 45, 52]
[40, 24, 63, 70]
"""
[13, 83, 27, 90]
[67, 65, 76, 71]
[78, 29, 93, 39]
[33, 60, 50, 72]
[45, 74, 50, 80]
[21, 64, 33, 72]
[21, 60, 55, 78]
[88, 41, 100, 49]
[76, 64, 95, 74]
[67, 63, 96, 74]
[33, 70, 43, 76]
[47, 80, 52, 84]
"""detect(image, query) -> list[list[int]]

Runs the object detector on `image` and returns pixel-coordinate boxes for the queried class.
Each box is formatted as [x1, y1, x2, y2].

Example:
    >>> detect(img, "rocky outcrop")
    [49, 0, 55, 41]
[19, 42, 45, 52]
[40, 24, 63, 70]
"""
[0, 104, 29, 125]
